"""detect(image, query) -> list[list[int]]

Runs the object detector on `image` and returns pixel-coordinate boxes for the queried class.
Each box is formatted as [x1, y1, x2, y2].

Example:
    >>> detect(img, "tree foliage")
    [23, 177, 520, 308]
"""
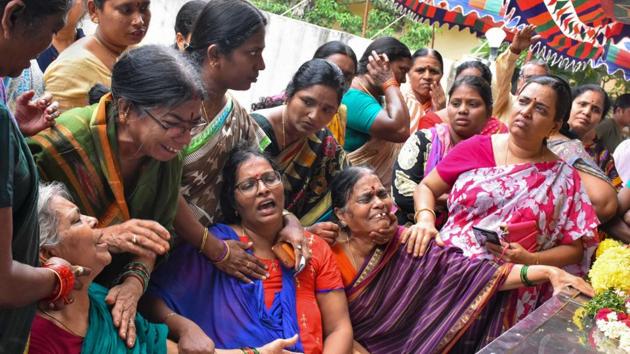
[251, 0, 433, 51]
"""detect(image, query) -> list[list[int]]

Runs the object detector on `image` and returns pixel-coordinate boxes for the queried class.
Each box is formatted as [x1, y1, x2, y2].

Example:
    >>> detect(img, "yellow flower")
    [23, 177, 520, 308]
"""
[573, 307, 586, 330]
[595, 239, 623, 258]
[589, 246, 630, 294]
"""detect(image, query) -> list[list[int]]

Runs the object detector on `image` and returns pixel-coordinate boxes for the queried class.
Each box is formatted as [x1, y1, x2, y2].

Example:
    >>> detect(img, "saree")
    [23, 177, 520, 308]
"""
[348, 138, 401, 190]
[28, 94, 182, 284]
[181, 94, 270, 225]
[401, 83, 435, 133]
[83, 283, 167, 353]
[547, 136, 615, 184]
[148, 224, 343, 354]
[252, 113, 349, 225]
[333, 228, 512, 353]
[437, 136, 599, 325]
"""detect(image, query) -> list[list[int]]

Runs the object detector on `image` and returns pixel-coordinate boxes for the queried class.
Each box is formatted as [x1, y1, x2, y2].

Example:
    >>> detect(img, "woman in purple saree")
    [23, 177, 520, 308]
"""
[329, 166, 594, 353]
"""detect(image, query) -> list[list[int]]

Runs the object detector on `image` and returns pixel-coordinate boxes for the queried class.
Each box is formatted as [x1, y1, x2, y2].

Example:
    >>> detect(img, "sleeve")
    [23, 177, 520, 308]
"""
[0, 107, 15, 208]
[44, 57, 110, 112]
[492, 49, 519, 120]
[343, 91, 383, 134]
[392, 131, 428, 221]
[311, 235, 344, 293]
[435, 135, 495, 186]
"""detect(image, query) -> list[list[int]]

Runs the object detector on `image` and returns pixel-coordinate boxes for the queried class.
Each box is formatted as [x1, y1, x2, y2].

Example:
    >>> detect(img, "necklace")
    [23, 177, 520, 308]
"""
[40, 310, 83, 337]
[504, 137, 545, 165]
[341, 233, 359, 270]
[356, 80, 376, 100]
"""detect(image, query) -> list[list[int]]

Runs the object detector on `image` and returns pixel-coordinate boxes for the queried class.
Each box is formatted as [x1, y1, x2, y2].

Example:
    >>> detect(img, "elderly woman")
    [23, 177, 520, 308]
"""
[44, 0, 151, 112]
[409, 75, 599, 327]
[342, 37, 412, 188]
[29, 45, 204, 347]
[329, 166, 593, 353]
[252, 59, 349, 228]
[0, 1, 89, 352]
[146, 145, 353, 354]
[29, 182, 310, 354]
[393, 75, 498, 226]
[401, 48, 445, 132]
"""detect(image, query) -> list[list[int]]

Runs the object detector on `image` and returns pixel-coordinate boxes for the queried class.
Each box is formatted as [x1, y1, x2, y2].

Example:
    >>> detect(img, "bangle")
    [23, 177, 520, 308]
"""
[43, 262, 75, 302]
[382, 78, 399, 92]
[199, 228, 209, 254]
[534, 252, 540, 265]
[520, 265, 535, 287]
[414, 208, 436, 223]
[212, 240, 231, 264]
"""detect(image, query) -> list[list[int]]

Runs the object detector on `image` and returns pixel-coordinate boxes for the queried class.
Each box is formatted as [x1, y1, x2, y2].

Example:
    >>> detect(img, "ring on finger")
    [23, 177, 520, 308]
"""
[132, 234, 137, 244]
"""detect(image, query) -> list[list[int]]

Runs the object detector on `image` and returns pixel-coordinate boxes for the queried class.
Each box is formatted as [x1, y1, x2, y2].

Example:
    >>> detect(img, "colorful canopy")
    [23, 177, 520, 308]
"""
[389, 0, 630, 79]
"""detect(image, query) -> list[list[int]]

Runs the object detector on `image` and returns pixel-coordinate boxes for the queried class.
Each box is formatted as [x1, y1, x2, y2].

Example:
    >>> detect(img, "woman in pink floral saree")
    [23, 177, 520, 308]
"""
[407, 75, 600, 330]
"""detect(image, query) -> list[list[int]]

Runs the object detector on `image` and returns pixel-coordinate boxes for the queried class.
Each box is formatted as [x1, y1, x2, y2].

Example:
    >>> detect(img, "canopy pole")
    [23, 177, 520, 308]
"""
[362, 0, 370, 37]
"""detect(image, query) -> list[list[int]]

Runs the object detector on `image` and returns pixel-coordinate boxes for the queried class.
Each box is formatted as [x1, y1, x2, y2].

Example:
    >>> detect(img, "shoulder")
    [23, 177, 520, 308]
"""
[306, 232, 334, 259]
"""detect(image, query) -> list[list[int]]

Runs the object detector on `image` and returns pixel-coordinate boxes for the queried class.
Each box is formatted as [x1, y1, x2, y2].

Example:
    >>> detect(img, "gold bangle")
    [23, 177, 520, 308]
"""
[214, 241, 231, 264]
[198, 228, 209, 253]
[414, 208, 436, 223]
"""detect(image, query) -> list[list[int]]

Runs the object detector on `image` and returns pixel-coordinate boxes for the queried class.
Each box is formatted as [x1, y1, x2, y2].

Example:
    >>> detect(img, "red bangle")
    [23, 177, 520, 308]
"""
[43, 263, 75, 302]
[382, 78, 399, 92]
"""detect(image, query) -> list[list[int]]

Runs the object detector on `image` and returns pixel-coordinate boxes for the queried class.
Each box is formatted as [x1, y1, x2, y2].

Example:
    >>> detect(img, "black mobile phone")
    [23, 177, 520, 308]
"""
[472, 226, 501, 246]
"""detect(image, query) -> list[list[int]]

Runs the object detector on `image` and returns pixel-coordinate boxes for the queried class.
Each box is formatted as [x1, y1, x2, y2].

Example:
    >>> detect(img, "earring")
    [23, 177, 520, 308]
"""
[92, 17, 99, 24]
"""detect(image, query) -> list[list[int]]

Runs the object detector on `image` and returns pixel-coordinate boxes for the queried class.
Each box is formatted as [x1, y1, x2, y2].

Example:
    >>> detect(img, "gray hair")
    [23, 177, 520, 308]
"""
[110, 45, 205, 115]
[37, 182, 72, 248]
[519, 59, 550, 77]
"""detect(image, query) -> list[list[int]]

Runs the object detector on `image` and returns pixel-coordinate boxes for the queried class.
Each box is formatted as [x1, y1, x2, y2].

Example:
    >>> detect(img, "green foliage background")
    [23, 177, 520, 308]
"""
[251, 0, 433, 52]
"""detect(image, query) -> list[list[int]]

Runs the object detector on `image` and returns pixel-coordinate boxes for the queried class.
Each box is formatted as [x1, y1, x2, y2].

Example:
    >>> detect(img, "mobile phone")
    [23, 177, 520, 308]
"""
[472, 226, 501, 246]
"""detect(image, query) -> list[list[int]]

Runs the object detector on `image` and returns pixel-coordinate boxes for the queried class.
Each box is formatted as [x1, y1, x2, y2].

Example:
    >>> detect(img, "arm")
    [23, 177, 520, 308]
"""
[317, 290, 353, 354]
[278, 212, 310, 269]
[578, 169, 618, 222]
[392, 132, 427, 222]
[492, 46, 518, 119]
[602, 216, 630, 244]
[500, 264, 594, 297]
[0, 208, 58, 307]
[486, 238, 583, 267]
[364, 52, 410, 143]
[174, 195, 267, 282]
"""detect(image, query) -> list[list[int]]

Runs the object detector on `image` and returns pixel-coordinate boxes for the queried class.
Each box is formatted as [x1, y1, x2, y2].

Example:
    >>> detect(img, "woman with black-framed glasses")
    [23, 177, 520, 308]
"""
[29, 44, 205, 349]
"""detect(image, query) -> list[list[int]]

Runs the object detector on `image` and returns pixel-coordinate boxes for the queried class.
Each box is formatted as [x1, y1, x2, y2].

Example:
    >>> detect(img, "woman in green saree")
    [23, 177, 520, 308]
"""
[28, 45, 205, 348]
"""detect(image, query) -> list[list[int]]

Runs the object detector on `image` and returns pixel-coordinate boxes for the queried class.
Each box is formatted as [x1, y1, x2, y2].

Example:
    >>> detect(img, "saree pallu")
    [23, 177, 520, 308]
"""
[181, 95, 270, 225]
[149, 224, 312, 353]
[253, 113, 349, 225]
[401, 83, 435, 133]
[348, 138, 401, 190]
[548, 137, 613, 183]
[440, 161, 599, 325]
[28, 94, 182, 284]
[345, 229, 512, 353]
[83, 283, 167, 353]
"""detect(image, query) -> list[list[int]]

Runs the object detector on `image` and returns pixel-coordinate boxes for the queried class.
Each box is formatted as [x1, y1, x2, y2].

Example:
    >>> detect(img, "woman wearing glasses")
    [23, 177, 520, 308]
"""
[29, 45, 205, 348]
[146, 144, 353, 354]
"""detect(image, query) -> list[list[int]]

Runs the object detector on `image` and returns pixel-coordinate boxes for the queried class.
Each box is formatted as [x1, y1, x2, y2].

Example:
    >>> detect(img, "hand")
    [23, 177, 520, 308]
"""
[278, 214, 312, 272]
[400, 221, 441, 257]
[306, 222, 340, 245]
[366, 50, 395, 87]
[429, 81, 446, 110]
[509, 25, 541, 55]
[105, 277, 144, 348]
[623, 209, 630, 225]
[486, 242, 533, 264]
[14, 91, 60, 136]
[40, 257, 92, 310]
[102, 219, 171, 259]
[177, 324, 216, 354]
[213, 240, 268, 283]
[545, 266, 594, 297]
[368, 212, 398, 245]
[258, 334, 301, 354]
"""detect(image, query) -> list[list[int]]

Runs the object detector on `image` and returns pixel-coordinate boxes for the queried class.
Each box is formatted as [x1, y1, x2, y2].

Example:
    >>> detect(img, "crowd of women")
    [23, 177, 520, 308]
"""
[1, 0, 629, 353]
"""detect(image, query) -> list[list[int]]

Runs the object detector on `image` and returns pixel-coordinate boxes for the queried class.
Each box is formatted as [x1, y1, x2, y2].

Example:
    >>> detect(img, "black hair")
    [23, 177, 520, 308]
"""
[220, 143, 279, 224]
[174, 0, 206, 38]
[111, 45, 204, 114]
[313, 41, 358, 71]
[520, 75, 572, 124]
[448, 75, 493, 117]
[614, 93, 630, 111]
[186, 0, 267, 67]
[285, 59, 346, 105]
[88, 83, 111, 105]
[357, 37, 411, 75]
[455, 60, 492, 84]
[331, 166, 375, 212]
[0, 0, 71, 24]
[572, 84, 611, 119]
[92, 0, 105, 9]
[411, 48, 444, 74]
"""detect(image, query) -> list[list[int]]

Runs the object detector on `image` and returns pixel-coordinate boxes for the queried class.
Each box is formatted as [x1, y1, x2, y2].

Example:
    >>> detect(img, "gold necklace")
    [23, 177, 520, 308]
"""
[40, 310, 83, 337]
[356, 80, 376, 100]
[341, 233, 359, 270]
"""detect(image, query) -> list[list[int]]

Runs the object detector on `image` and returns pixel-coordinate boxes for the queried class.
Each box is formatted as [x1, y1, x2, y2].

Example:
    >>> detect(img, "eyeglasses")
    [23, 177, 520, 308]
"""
[143, 109, 208, 136]
[235, 171, 283, 196]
